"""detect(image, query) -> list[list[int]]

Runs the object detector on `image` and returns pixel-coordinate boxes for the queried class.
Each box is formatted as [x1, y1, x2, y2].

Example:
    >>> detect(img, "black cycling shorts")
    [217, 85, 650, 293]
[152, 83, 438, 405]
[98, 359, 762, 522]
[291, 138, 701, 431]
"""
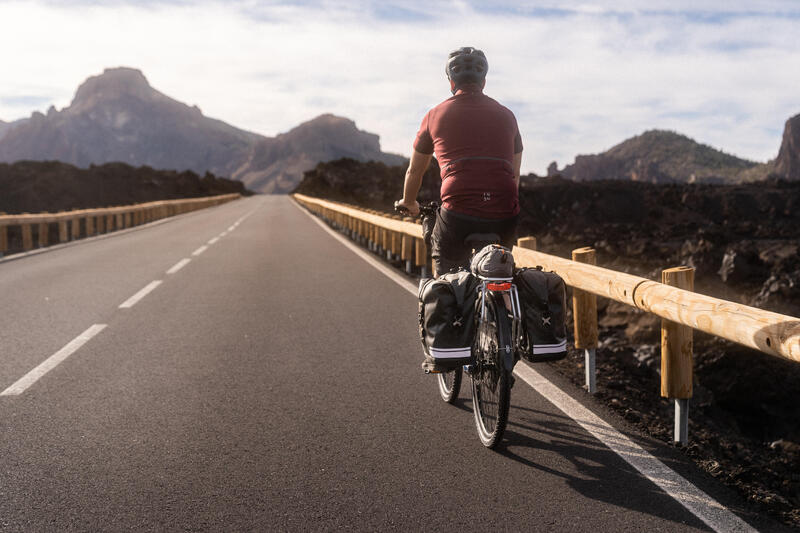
[431, 207, 518, 276]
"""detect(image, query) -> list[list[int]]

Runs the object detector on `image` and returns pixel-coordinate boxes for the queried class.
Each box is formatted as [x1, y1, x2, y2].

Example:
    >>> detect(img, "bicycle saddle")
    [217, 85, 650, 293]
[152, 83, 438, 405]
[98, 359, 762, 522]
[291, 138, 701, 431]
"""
[464, 233, 501, 251]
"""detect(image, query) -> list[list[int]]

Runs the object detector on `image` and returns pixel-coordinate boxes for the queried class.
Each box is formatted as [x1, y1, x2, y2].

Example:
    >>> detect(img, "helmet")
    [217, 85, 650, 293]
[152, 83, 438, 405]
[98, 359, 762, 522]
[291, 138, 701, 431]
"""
[446, 47, 488, 92]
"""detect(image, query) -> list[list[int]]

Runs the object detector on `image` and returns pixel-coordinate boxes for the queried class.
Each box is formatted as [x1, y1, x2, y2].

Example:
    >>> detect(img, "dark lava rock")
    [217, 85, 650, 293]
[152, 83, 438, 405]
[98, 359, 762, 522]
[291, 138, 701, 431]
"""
[775, 113, 800, 180]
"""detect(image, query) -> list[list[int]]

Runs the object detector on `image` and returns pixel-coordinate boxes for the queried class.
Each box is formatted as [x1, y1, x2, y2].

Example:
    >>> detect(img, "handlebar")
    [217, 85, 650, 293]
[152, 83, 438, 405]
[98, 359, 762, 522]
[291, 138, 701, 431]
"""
[394, 201, 438, 219]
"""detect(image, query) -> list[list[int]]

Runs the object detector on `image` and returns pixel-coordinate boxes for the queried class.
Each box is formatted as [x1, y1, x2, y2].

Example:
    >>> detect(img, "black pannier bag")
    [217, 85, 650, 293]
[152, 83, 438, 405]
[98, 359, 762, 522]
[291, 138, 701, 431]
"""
[470, 244, 514, 278]
[514, 267, 568, 362]
[418, 270, 481, 367]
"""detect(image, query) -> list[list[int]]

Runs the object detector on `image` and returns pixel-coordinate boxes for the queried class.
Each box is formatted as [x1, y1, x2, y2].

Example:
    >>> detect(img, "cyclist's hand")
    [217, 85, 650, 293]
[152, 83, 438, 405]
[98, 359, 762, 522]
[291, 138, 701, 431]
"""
[395, 199, 420, 217]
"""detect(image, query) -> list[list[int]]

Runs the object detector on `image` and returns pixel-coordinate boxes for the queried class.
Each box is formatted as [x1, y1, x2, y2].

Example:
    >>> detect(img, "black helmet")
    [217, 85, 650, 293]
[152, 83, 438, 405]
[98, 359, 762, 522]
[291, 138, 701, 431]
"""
[446, 47, 488, 92]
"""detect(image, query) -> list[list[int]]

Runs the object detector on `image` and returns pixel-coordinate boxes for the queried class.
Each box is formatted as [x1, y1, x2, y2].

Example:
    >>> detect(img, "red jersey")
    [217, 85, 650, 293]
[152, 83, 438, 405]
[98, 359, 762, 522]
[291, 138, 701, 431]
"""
[413, 88, 522, 218]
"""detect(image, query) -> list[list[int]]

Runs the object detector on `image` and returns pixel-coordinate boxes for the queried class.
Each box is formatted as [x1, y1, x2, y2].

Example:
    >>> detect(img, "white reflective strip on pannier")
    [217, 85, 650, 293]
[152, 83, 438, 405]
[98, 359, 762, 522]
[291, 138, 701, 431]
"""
[532, 340, 567, 354]
[430, 347, 472, 359]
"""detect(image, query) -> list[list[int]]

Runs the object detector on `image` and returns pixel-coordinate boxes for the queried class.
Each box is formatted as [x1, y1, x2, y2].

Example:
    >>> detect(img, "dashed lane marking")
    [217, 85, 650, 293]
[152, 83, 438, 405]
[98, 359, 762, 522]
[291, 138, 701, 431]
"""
[292, 198, 757, 533]
[207, 236, 220, 245]
[192, 245, 209, 256]
[119, 280, 163, 309]
[1, 324, 107, 396]
[167, 258, 191, 274]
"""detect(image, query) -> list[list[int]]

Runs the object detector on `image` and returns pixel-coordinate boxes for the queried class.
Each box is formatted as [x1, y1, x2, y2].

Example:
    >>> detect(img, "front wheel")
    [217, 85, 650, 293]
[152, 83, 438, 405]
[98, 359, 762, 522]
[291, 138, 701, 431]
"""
[437, 367, 462, 403]
[471, 293, 512, 449]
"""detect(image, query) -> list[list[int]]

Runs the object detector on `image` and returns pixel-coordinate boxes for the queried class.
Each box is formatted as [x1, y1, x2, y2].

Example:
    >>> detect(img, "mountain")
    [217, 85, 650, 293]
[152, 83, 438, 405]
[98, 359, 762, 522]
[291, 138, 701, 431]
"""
[557, 130, 760, 184]
[0, 68, 261, 176]
[232, 114, 405, 194]
[0, 67, 403, 193]
[0, 118, 27, 142]
[775, 113, 800, 180]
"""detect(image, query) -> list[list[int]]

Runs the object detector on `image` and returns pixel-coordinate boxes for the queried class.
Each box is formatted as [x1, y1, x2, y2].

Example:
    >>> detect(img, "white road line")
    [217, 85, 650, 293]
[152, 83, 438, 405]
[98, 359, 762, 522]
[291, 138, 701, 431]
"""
[292, 199, 756, 533]
[1, 324, 107, 396]
[227, 225, 236, 232]
[167, 258, 191, 274]
[207, 236, 220, 245]
[295, 200, 417, 297]
[513, 364, 756, 533]
[119, 280, 163, 309]
[219, 231, 228, 237]
[192, 245, 209, 256]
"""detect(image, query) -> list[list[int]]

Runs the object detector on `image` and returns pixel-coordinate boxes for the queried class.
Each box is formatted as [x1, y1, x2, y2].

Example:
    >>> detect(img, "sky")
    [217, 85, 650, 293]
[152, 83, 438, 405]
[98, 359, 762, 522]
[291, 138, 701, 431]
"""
[1, 0, 799, 175]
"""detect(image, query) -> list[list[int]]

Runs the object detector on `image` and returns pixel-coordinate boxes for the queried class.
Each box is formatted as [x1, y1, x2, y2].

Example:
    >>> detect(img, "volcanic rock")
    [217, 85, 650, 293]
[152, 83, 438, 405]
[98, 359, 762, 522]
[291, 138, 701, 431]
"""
[774, 112, 800, 180]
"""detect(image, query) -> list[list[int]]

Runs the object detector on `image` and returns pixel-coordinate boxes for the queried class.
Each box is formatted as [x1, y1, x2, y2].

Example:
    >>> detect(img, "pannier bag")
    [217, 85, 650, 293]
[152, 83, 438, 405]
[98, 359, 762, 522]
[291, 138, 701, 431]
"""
[514, 267, 568, 362]
[470, 244, 514, 279]
[418, 270, 481, 367]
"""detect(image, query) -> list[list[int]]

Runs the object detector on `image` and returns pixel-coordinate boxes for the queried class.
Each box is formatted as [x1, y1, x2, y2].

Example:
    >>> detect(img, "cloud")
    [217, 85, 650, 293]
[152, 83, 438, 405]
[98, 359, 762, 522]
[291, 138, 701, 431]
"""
[0, 0, 799, 174]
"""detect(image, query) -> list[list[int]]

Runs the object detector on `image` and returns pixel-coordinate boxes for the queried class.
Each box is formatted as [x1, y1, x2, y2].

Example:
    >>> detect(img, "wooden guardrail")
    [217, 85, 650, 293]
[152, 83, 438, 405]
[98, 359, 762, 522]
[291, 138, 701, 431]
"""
[295, 193, 800, 443]
[0, 193, 241, 257]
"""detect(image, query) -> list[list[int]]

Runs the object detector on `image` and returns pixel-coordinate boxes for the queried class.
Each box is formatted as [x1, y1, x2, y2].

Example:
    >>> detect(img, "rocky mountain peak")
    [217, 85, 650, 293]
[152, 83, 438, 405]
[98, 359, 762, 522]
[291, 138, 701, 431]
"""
[775, 112, 800, 180]
[70, 67, 161, 110]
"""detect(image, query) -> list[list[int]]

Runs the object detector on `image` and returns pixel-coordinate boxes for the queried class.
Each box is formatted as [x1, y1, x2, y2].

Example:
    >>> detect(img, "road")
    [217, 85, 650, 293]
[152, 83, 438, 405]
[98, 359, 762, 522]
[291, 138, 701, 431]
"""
[0, 196, 783, 531]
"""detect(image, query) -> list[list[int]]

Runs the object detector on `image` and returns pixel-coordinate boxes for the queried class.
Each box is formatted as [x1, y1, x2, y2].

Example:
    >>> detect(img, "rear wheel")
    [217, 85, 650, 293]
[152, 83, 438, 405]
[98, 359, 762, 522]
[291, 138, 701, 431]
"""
[437, 367, 462, 403]
[471, 294, 512, 449]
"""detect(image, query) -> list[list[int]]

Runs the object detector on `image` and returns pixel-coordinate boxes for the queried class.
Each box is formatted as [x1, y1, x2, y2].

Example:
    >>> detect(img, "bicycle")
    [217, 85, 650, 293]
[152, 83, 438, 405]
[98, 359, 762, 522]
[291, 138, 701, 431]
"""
[394, 201, 522, 448]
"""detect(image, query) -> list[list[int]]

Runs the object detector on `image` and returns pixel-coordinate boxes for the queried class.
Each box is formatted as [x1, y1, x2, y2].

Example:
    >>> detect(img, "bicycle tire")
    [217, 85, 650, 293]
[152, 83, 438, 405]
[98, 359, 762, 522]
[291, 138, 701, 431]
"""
[437, 367, 462, 403]
[471, 293, 512, 449]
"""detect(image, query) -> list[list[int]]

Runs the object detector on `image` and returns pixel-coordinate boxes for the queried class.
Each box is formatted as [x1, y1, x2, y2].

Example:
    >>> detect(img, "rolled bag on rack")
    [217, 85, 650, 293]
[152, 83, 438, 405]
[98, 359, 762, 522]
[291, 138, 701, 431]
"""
[418, 270, 481, 368]
[514, 267, 568, 362]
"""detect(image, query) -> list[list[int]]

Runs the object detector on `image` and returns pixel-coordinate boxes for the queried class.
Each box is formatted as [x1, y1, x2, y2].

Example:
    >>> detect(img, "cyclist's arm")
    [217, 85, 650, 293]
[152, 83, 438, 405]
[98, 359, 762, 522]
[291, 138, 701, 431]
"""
[513, 151, 522, 190]
[400, 149, 433, 215]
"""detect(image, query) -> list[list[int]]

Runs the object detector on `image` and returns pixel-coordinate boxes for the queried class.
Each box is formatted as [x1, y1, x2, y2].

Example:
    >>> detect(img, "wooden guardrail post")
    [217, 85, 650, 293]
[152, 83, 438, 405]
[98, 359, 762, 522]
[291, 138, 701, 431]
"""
[572, 247, 599, 393]
[0, 223, 8, 256]
[58, 220, 68, 242]
[517, 236, 536, 251]
[38, 222, 48, 248]
[661, 266, 695, 445]
[86, 215, 95, 236]
[71, 217, 81, 240]
[21, 224, 33, 251]
[415, 238, 428, 278]
[401, 226, 414, 274]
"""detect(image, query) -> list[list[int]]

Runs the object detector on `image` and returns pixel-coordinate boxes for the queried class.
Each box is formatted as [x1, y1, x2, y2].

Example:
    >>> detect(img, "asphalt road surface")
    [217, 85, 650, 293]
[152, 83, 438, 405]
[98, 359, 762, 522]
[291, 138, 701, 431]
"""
[0, 196, 787, 531]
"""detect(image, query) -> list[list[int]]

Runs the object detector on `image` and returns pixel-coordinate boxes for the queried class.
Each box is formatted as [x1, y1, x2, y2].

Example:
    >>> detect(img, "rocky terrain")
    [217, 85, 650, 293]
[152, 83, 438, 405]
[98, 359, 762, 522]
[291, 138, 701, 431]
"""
[294, 158, 800, 527]
[0, 160, 250, 217]
[0, 68, 402, 193]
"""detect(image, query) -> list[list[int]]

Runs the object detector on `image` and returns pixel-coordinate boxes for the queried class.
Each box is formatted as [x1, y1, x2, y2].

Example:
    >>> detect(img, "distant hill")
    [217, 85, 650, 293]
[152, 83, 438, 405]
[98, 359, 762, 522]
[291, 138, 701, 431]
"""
[557, 130, 761, 184]
[0, 160, 250, 215]
[232, 114, 405, 194]
[0, 67, 403, 193]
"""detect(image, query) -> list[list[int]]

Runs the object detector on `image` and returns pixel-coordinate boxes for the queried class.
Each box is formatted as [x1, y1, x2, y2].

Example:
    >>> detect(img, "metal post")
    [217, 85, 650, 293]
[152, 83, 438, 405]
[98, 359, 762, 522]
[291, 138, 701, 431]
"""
[675, 399, 689, 446]
[585, 348, 596, 394]
[386, 250, 392, 261]
[420, 266, 428, 278]
[405, 260, 413, 274]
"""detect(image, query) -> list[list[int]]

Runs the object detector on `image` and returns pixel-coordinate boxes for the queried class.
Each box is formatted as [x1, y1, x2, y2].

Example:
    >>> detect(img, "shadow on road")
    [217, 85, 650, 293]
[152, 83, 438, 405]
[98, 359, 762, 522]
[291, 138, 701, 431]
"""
[493, 405, 710, 530]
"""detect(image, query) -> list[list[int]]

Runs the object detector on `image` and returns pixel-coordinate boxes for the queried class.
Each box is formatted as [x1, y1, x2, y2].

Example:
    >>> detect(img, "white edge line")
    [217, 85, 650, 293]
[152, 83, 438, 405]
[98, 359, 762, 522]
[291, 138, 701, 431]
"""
[207, 236, 220, 245]
[167, 258, 191, 274]
[192, 245, 209, 256]
[291, 198, 756, 533]
[1, 324, 107, 396]
[119, 280, 163, 309]
[292, 199, 417, 297]
[513, 364, 757, 533]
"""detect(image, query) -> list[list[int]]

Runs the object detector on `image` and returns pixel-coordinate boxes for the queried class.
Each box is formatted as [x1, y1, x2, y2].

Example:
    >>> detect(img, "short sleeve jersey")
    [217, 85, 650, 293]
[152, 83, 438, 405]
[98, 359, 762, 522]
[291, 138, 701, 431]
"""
[414, 88, 522, 218]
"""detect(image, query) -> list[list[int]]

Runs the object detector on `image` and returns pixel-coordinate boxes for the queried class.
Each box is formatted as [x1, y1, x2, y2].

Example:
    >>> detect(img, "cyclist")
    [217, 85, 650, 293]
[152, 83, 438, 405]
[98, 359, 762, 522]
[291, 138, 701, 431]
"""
[396, 46, 523, 278]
